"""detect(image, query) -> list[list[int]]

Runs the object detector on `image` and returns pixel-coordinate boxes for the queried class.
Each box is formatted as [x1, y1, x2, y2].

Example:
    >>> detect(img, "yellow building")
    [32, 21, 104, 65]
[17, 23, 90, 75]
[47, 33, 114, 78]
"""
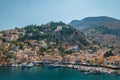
[0, 33, 2, 37]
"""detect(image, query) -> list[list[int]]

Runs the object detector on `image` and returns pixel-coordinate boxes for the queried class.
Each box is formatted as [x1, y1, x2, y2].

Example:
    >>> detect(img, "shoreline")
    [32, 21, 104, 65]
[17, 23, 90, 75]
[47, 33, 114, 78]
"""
[1, 63, 120, 74]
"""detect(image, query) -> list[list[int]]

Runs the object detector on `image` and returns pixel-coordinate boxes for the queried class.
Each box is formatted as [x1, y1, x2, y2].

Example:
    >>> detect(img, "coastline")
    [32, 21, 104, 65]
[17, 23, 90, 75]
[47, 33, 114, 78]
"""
[1, 63, 120, 74]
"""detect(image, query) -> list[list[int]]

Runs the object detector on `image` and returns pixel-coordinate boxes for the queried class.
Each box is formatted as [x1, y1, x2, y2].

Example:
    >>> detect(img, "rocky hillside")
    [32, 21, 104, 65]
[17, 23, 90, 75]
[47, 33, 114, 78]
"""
[70, 16, 120, 48]
[19, 22, 90, 49]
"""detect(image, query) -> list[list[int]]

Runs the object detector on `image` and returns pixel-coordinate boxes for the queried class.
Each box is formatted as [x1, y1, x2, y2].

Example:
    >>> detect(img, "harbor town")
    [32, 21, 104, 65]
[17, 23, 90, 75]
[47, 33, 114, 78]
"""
[0, 29, 120, 74]
[1, 0, 120, 80]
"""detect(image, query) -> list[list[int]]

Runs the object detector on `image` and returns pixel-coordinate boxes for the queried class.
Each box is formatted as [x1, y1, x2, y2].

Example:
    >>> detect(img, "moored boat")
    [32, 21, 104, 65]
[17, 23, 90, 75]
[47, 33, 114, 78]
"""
[0, 64, 2, 66]
[11, 64, 19, 67]
[27, 63, 34, 68]
[48, 64, 60, 68]
[21, 62, 34, 68]
[21, 63, 27, 68]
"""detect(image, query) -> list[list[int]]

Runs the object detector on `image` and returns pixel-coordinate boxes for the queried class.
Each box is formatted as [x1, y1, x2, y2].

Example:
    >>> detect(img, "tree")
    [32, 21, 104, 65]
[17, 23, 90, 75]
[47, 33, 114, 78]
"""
[104, 50, 114, 58]
[58, 46, 65, 52]
[64, 50, 73, 54]
[19, 43, 24, 49]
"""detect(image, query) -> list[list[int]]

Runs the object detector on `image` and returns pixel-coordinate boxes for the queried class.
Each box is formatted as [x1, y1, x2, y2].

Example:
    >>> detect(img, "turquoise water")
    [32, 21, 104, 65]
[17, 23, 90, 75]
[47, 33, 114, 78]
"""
[0, 67, 120, 80]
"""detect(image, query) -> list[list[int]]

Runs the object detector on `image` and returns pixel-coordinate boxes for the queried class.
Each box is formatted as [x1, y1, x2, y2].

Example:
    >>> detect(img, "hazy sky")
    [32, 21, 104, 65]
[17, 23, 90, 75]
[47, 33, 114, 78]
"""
[0, 0, 120, 30]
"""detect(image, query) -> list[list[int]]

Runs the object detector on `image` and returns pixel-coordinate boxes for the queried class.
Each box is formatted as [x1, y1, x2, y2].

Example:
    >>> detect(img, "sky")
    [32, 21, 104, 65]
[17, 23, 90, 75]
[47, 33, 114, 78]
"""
[0, 0, 120, 30]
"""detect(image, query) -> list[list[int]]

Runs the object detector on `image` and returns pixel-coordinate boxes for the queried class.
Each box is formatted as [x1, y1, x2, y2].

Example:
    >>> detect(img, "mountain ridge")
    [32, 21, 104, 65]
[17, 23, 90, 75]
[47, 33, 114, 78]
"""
[69, 16, 120, 29]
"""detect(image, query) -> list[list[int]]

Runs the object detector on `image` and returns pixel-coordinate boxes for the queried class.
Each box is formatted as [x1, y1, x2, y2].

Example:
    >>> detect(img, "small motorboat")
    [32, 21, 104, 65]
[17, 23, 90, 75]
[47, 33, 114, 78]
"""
[11, 64, 18, 67]
[21, 63, 27, 68]
[27, 63, 34, 68]
[33, 61, 39, 66]
[48, 64, 60, 68]
[0, 64, 2, 66]
[21, 62, 34, 68]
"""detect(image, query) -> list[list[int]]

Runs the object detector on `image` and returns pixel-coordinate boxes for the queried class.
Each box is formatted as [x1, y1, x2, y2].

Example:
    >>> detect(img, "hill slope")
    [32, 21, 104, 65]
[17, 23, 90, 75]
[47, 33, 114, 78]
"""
[70, 16, 120, 48]
[19, 22, 90, 49]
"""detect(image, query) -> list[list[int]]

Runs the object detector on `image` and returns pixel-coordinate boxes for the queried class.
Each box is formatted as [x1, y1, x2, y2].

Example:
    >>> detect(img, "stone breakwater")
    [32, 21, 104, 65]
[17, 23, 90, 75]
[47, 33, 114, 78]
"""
[64, 65, 120, 74]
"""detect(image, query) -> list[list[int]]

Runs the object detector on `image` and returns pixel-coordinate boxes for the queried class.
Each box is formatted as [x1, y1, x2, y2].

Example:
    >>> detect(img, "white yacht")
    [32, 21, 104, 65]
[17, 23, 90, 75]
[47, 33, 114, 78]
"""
[11, 64, 18, 67]
[27, 63, 34, 67]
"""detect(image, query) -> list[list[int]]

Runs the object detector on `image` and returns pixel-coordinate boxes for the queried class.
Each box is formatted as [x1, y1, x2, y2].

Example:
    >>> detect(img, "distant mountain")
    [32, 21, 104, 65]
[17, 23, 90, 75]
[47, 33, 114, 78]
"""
[70, 16, 120, 48]
[19, 22, 90, 49]
[69, 16, 120, 30]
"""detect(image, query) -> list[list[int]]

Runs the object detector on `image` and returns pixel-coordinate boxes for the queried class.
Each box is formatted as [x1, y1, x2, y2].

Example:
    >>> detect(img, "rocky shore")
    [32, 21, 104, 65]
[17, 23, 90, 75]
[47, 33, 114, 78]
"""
[62, 64, 120, 74]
